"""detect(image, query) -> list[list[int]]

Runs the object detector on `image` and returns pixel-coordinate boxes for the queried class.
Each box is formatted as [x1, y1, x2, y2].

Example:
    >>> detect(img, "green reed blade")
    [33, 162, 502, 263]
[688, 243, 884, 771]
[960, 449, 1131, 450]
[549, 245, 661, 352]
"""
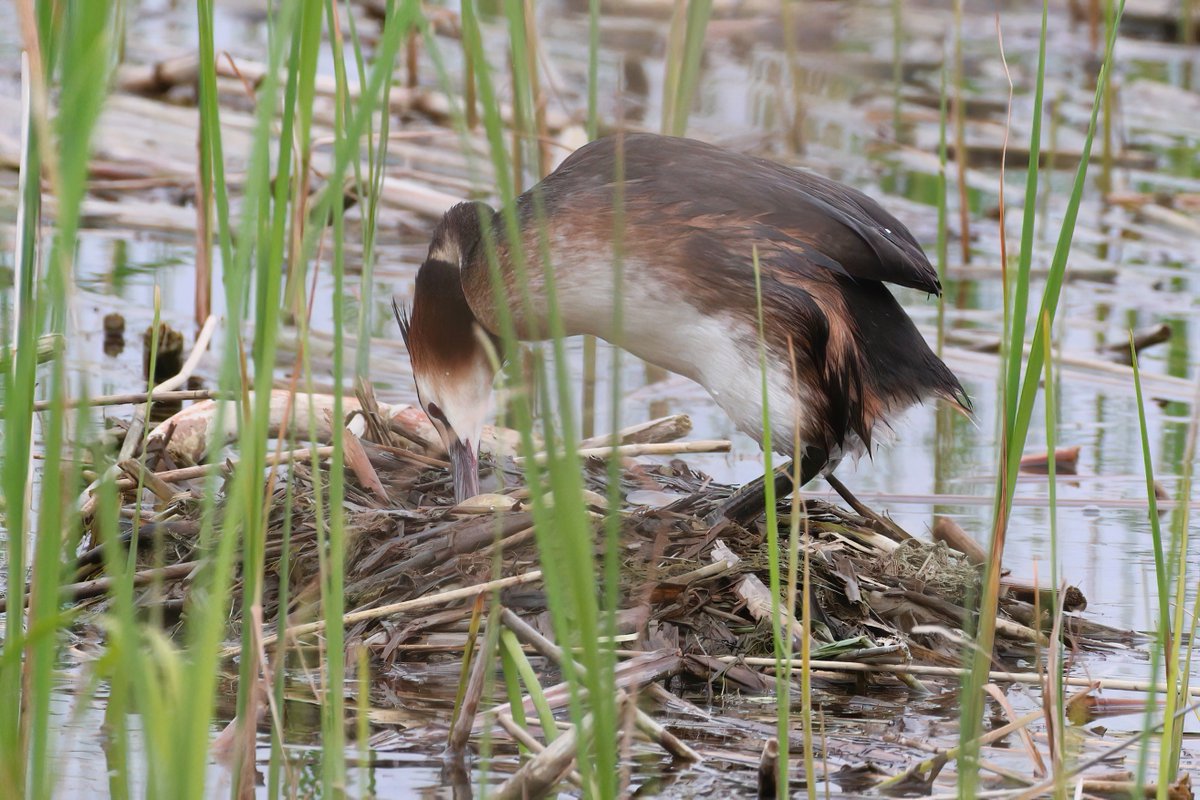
[1042, 310, 1066, 797]
[0, 50, 41, 795]
[500, 629, 559, 744]
[935, 61, 949, 356]
[751, 246, 789, 791]
[456, 2, 619, 792]
[666, 0, 711, 137]
[22, 3, 117, 796]
[1003, 0, 1048, 438]
[962, 3, 1127, 795]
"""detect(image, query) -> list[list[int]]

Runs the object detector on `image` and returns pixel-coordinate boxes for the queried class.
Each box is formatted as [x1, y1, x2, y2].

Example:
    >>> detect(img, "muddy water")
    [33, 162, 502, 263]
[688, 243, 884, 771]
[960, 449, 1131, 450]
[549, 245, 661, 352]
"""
[5, 0, 1200, 795]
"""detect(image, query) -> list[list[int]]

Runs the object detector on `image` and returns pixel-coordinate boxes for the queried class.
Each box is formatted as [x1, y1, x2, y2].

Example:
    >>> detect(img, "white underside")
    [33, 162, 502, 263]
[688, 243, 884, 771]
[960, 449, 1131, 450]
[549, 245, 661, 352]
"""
[549, 251, 857, 460]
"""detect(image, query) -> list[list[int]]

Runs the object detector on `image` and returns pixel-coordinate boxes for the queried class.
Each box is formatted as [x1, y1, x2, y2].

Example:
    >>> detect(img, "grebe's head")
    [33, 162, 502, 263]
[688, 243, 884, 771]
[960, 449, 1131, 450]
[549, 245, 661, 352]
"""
[397, 202, 498, 503]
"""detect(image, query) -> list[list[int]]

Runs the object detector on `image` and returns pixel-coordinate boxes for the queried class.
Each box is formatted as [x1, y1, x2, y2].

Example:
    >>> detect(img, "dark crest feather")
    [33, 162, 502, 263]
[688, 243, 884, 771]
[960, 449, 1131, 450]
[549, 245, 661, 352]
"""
[392, 297, 412, 347]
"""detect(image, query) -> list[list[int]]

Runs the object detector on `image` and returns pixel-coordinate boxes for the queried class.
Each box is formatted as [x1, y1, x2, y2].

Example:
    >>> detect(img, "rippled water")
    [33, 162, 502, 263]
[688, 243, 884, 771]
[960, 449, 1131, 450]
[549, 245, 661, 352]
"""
[4, 0, 1200, 794]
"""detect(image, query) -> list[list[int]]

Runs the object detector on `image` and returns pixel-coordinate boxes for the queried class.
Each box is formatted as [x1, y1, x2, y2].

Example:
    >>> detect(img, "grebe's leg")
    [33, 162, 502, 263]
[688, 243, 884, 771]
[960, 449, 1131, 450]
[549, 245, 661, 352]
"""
[701, 448, 826, 527]
[824, 473, 910, 542]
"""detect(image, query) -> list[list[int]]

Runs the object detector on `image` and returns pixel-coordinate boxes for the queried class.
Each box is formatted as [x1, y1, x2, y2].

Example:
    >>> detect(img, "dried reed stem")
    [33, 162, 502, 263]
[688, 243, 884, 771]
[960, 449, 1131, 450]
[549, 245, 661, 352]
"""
[229, 570, 544, 657]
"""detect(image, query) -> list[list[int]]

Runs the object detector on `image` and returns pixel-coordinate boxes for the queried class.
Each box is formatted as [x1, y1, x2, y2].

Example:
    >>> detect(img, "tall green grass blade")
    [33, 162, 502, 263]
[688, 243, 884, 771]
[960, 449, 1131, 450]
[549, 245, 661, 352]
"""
[963, 2, 1126, 794]
[454, 3, 619, 791]
[260, 6, 313, 796]
[315, 0, 413, 789]
[1130, 337, 1172, 796]
[23, 4, 116, 796]
[951, 0, 971, 265]
[1101, 0, 1116, 196]
[282, 0, 324, 316]
[751, 246, 788, 792]
[1000, 0, 1125, 533]
[662, 0, 711, 136]
[580, 0, 601, 441]
[500, 629, 559, 743]
[195, 0, 235, 296]
[1132, 340, 1172, 667]
[0, 51, 41, 795]
[935, 62, 948, 356]
[581, 0, 601, 444]
[498, 637, 529, 758]
[600, 124, 627, 765]
[671, 0, 711, 137]
[350, 1, 395, 385]
[225, 1, 306, 793]
[1155, 371, 1200, 792]
[1003, 0, 1048, 438]
[891, 0, 903, 140]
[791, 464, 814, 798]
[661, 1, 685, 136]
[587, 0, 600, 139]
[1041, 311, 1066, 798]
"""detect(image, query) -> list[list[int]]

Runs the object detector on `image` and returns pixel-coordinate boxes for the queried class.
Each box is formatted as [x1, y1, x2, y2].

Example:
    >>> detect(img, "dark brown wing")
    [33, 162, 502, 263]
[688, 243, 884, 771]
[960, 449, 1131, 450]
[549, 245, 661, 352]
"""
[543, 133, 941, 295]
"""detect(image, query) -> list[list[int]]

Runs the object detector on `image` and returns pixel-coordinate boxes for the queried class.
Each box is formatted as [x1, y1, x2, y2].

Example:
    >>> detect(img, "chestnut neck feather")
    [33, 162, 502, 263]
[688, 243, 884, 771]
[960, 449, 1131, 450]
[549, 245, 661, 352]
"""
[407, 258, 482, 373]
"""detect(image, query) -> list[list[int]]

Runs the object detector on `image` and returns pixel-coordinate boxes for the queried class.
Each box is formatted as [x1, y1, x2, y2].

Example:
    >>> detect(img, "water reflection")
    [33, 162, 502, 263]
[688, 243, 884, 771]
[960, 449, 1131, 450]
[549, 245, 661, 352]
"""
[6, 0, 1200, 792]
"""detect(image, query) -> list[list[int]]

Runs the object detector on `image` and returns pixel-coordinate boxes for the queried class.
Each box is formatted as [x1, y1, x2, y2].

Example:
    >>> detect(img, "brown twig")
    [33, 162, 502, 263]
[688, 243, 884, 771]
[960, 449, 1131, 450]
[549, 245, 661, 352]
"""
[492, 717, 583, 800]
[227, 570, 544, 658]
[23, 389, 222, 414]
[447, 604, 500, 758]
[757, 737, 780, 799]
[497, 608, 701, 763]
[495, 713, 583, 787]
[0, 561, 199, 613]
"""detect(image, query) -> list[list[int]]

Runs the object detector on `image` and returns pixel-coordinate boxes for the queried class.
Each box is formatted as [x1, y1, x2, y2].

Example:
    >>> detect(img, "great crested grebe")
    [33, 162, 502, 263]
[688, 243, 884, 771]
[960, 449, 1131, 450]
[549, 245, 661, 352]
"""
[398, 133, 969, 506]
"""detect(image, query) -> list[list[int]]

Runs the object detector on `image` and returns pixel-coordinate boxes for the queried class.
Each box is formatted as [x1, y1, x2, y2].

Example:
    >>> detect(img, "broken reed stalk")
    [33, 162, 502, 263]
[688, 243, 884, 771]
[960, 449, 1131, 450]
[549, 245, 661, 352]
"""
[825, 473, 910, 541]
[79, 446, 335, 518]
[149, 314, 218, 395]
[225, 570, 544, 658]
[116, 311, 218, 462]
[497, 608, 701, 763]
[493, 715, 585, 800]
[877, 686, 1096, 792]
[447, 604, 501, 758]
[27, 388, 224, 413]
[118, 459, 177, 503]
[758, 737, 780, 799]
[78, 315, 219, 510]
[495, 713, 583, 788]
[513, 438, 730, 464]
[0, 561, 199, 613]
[722, 655, 1200, 697]
[576, 413, 693, 450]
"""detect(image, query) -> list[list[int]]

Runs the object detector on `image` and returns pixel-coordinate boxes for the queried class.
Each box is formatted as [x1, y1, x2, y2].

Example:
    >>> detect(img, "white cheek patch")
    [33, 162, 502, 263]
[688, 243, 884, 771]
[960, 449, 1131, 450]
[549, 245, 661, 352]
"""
[416, 356, 496, 456]
[429, 240, 461, 267]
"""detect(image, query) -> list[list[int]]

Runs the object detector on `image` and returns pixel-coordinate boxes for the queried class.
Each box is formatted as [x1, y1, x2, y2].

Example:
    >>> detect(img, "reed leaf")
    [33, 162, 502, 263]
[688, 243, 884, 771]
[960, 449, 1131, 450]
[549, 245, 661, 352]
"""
[963, 2, 1126, 794]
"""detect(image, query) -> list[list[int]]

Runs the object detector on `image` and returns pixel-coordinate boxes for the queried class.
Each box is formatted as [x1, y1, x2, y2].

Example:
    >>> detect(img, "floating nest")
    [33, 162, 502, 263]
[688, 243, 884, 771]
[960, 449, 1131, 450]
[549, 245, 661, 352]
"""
[17, 384, 1164, 795]
[61, 386, 1130, 668]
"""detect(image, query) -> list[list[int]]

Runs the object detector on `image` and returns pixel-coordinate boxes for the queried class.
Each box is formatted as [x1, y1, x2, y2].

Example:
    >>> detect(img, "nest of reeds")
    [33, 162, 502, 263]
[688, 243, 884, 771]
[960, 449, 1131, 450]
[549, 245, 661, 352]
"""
[15, 382, 1161, 797]
[62, 383, 1132, 670]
